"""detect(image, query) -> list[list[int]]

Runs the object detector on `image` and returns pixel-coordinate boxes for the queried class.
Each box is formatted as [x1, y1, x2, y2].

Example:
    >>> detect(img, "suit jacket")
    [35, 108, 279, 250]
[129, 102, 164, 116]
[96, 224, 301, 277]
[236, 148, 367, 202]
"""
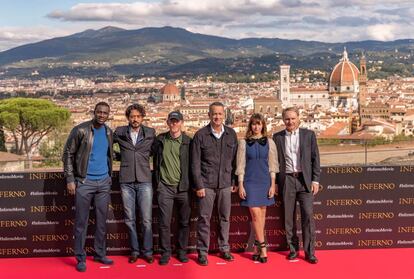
[113, 125, 156, 184]
[152, 132, 192, 192]
[273, 128, 320, 192]
[191, 124, 238, 190]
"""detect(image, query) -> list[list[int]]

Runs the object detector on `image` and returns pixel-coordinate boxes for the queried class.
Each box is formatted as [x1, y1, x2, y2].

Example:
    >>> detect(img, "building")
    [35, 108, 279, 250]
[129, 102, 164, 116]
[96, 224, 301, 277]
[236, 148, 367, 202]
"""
[254, 97, 282, 116]
[329, 48, 360, 109]
[279, 65, 290, 106]
[160, 83, 181, 102]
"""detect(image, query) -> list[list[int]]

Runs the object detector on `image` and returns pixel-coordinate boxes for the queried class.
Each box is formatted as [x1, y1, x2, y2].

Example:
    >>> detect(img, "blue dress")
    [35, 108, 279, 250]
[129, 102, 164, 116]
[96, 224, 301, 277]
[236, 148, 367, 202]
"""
[240, 139, 275, 207]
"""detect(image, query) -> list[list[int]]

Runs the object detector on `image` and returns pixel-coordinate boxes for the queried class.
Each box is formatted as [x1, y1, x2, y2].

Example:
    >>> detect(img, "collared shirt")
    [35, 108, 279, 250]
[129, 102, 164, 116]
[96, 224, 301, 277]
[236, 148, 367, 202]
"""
[285, 128, 302, 173]
[129, 127, 140, 145]
[211, 124, 225, 139]
[160, 133, 182, 186]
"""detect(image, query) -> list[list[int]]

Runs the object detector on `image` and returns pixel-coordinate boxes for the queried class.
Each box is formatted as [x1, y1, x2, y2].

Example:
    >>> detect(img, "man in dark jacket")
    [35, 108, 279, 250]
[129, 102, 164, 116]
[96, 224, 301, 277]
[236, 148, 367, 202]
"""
[191, 102, 238, 266]
[63, 101, 114, 272]
[153, 111, 192, 265]
[273, 107, 320, 264]
[113, 103, 156, 264]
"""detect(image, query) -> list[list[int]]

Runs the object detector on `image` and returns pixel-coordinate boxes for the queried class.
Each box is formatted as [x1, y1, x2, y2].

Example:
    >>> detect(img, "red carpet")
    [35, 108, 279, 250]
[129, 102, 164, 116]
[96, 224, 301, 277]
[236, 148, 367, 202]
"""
[1, 249, 412, 279]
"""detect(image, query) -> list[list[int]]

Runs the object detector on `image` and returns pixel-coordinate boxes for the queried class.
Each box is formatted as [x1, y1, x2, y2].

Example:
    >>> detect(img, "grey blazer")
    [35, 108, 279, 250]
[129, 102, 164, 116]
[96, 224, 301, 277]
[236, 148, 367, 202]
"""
[114, 125, 156, 184]
[273, 128, 320, 192]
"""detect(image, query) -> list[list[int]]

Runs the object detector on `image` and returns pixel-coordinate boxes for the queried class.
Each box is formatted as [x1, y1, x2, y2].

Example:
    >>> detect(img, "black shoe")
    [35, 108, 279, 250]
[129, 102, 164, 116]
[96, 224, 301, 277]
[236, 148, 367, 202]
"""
[159, 254, 170, 265]
[76, 261, 86, 272]
[305, 255, 318, 264]
[287, 250, 298, 260]
[177, 252, 189, 263]
[128, 254, 138, 263]
[220, 252, 234, 262]
[143, 255, 154, 264]
[197, 254, 208, 266]
[93, 256, 114, 265]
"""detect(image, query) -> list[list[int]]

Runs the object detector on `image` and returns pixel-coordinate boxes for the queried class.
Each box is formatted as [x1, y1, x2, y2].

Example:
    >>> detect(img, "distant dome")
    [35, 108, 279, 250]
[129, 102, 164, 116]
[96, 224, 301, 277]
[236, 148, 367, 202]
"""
[161, 83, 180, 102]
[329, 48, 359, 91]
[161, 83, 179, 96]
[329, 48, 360, 109]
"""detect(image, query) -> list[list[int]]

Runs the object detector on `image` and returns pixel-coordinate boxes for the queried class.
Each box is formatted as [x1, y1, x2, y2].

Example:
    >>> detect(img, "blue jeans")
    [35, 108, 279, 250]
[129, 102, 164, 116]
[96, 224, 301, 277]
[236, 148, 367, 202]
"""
[120, 182, 153, 256]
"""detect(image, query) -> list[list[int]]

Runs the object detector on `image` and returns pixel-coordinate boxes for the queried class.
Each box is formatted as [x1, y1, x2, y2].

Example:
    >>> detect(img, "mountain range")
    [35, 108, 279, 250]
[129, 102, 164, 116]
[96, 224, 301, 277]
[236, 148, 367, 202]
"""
[0, 26, 413, 78]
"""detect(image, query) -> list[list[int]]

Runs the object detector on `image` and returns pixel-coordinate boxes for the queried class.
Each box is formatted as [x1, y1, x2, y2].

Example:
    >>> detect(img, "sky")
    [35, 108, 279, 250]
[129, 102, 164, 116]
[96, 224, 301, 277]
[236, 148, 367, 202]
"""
[0, 0, 413, 51]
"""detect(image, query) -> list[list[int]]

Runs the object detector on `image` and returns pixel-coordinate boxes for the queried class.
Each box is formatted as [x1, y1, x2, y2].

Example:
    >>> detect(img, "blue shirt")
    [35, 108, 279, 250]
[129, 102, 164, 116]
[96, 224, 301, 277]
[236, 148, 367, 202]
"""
[86, 126, 109, 180]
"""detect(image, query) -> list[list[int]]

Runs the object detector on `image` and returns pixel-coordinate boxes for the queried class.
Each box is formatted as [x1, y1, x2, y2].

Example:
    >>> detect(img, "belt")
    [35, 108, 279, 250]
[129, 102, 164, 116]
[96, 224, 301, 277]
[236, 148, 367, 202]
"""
[286, 172, 302, 178]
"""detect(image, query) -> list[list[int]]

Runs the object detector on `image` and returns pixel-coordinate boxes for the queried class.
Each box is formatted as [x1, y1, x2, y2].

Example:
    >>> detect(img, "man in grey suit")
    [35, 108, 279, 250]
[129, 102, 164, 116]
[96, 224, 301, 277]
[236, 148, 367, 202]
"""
[273, 107, 320, 264]
[113, 103, 156, 264]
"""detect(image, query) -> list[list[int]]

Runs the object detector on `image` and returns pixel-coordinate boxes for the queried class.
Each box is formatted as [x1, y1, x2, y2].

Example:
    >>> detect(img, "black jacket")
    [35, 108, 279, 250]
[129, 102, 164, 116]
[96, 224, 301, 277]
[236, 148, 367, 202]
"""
[152, 132, 192, 192]
[273, 128, 320, 193]
[62, 120, 113, 184]
[191, 124, 238, 190]
[113, 125, 156, 184]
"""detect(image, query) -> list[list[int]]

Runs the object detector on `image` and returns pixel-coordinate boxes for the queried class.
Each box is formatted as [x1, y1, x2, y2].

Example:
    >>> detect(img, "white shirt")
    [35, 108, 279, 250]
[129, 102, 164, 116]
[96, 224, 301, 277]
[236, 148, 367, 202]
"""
[130, 127, 140, 146]
[211, 124, 225, 139]
[285, 128, 302, 173]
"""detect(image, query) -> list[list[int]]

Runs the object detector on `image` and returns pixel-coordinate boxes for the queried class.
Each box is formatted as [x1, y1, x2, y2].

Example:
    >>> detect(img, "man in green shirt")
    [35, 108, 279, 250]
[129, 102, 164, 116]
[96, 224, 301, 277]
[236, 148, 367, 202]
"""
[153, 111, 192, 265]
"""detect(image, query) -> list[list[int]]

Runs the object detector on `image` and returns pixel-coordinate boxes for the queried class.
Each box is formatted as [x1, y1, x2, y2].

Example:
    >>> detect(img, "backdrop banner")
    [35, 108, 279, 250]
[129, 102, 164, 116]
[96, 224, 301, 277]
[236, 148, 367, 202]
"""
[0, 166, 413, 258]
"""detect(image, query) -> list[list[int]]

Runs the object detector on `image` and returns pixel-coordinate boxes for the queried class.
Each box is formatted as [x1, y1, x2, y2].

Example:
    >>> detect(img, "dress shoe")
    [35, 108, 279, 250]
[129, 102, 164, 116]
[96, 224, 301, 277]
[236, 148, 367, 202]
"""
[287, 250, 298, 260]
[128, 254, 138, 263]
[197, 254, 208, 266]
[93, 256, 114, 265]
[177, 252, 189, 263]
[305, 255, 318, 264]
[220, 252, 235, 262]
[159, 254, 170, 265]
[76, 261, 86, 272]
[143, 255, 154, 264]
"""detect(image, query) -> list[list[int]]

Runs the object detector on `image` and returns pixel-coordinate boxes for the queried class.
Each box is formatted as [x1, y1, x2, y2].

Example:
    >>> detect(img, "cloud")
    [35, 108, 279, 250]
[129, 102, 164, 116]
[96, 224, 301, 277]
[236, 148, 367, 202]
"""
[366, 24, 397, 41]
[0, 27, 74, 51]
[2, 0, 413, 50]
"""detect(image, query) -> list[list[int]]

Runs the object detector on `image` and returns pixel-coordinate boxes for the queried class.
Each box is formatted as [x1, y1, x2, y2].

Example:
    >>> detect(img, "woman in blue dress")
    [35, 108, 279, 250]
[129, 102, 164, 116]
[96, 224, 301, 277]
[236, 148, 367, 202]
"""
[236, 113, 278, 263]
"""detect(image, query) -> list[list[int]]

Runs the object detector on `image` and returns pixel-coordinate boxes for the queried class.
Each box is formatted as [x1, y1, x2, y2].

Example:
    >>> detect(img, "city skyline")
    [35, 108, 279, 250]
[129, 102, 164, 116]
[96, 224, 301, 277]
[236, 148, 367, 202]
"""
[0, 0, 413, 51]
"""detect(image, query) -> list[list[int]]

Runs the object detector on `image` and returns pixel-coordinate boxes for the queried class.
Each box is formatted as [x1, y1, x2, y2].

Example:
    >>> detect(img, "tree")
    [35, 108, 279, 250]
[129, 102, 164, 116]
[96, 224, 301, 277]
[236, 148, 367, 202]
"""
[0, 125, 6, 152]
[0, 98, 70, 158]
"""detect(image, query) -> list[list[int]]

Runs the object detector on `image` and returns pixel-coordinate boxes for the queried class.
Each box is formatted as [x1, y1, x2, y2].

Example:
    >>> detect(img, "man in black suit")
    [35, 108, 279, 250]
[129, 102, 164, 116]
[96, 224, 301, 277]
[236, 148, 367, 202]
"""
[273, 107, 320, 264]
[113, 103, 156, 264]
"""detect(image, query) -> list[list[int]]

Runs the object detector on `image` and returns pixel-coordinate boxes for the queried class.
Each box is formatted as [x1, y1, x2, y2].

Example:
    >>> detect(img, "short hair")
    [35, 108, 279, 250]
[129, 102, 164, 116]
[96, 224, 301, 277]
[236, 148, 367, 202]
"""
[282, 107, 300, 119]
[209, 102, 225, 113]
[125, 103, 146, 118]
[94, 101, 110, 112]
[245, 113, 268, 139]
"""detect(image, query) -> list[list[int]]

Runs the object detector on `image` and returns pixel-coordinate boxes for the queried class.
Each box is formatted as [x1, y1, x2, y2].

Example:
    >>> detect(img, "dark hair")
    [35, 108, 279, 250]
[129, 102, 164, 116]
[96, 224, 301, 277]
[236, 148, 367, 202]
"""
[282, 107, 300, 119]
[94, 101, 110, 112]
[245, 113, 268, 139]
[125, 103, 146, 118]
[209, 101, 225, 113]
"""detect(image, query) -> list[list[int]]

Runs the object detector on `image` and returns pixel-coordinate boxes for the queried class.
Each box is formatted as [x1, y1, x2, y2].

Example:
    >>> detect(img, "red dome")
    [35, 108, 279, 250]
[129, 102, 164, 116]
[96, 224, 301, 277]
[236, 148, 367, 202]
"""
[161, 84, 179, 96]
[329, 49, 359, 87]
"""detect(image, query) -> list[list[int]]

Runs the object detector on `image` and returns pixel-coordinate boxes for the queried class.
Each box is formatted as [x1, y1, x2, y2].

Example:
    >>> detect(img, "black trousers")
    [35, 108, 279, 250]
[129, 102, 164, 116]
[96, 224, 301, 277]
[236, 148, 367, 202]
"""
[281, 174, 315, 257]
[157, 182, 191, 256]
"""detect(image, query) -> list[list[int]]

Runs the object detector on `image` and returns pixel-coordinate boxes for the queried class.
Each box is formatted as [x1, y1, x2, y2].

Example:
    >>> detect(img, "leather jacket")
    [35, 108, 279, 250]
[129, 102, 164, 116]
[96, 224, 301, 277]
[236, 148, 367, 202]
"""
[62, 120, 113, 184]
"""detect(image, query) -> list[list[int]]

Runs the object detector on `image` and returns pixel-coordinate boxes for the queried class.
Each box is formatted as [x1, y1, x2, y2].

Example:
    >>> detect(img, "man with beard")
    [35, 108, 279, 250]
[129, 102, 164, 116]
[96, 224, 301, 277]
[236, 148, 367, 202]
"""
[114, 104, 156, 264]
[63, 102, 114, 272]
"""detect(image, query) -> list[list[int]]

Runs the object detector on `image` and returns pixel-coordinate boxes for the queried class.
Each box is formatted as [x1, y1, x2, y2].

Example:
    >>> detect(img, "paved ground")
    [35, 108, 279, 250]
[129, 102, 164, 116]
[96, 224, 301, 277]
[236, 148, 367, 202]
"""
[320, 143, 414, 166]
